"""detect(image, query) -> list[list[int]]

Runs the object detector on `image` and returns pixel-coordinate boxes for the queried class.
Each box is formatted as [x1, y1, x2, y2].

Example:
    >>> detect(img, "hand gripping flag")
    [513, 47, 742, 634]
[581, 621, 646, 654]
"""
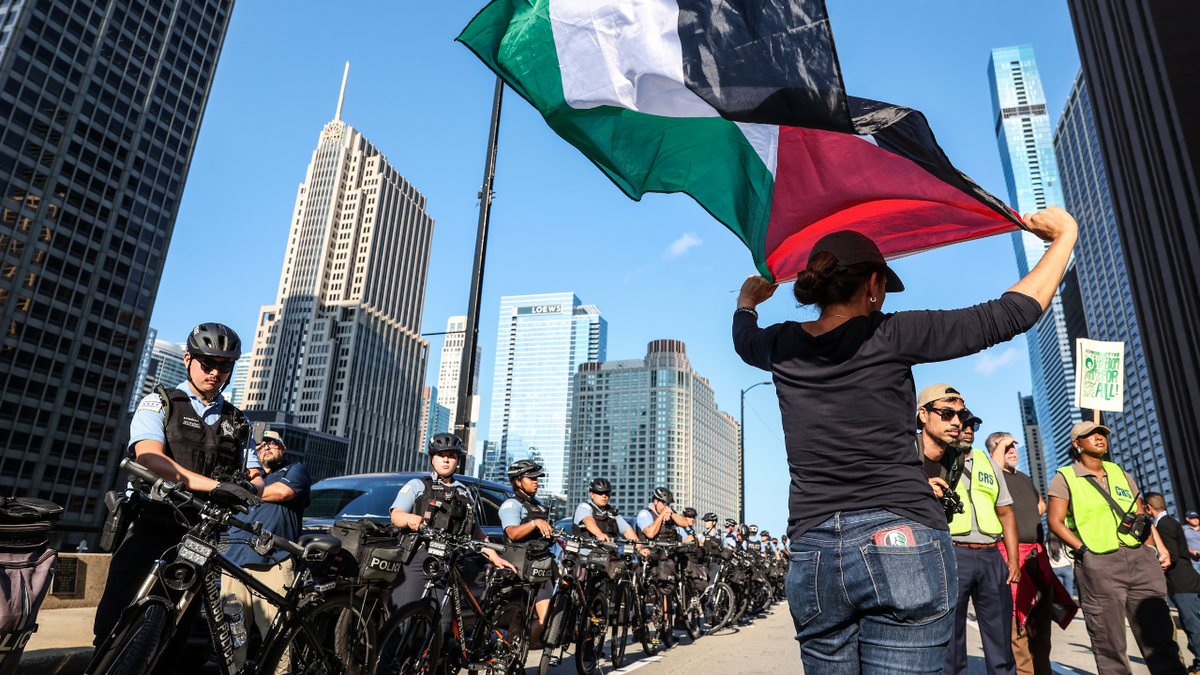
[458, 0, 1023, 281]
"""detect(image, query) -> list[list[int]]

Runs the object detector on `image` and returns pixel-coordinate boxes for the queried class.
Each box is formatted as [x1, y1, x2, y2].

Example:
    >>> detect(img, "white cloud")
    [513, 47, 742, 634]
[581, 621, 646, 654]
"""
[664, 232, 702, 259]
[974, 347, 1021, 376]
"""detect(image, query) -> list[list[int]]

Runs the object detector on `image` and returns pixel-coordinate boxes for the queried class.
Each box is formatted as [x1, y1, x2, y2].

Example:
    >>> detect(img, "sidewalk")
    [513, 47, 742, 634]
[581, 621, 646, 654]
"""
[20, 606, 96, 675]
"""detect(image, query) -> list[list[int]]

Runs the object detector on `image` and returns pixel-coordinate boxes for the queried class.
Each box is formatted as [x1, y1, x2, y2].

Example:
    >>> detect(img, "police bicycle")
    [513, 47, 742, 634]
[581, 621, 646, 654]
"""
[669, 541, 707, 640]
[696, 549, 736, 633]
[373, 526, 531, 675]
[88, 459, 373, 675]
[536, 530, 620, 675]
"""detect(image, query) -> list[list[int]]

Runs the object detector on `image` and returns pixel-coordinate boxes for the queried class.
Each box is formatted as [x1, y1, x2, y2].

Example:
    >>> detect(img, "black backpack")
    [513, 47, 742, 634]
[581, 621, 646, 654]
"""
[0, 497, 62, 675]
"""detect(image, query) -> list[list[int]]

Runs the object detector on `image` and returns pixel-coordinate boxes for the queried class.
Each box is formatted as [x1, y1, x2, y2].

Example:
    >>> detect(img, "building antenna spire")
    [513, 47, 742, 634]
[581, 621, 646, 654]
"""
[335, 61, 349, 121]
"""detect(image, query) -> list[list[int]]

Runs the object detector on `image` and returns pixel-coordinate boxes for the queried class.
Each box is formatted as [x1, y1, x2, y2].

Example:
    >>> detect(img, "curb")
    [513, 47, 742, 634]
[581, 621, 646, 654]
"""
[15, 647, 92, 675]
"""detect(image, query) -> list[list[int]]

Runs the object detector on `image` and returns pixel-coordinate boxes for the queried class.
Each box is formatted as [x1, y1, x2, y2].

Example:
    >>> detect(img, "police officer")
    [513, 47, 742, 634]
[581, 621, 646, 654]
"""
[93, 323, 262, 674]
[759, 530, 774, 556]
[1048, 422, 1183, 675]
[722, 518, 740, 549]
[574, 478, 639, 543]
[745, 525, 763, 555]
[699, 513, 724, 586]
[636, 487, 689, 592]
[498, 459, 556, 647]
[389, 433, 515, 614]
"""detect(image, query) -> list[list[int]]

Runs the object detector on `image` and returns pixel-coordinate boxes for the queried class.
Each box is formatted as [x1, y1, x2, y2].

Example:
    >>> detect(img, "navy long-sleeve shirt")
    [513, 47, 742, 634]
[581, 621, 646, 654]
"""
[733, 292, 1043, 541]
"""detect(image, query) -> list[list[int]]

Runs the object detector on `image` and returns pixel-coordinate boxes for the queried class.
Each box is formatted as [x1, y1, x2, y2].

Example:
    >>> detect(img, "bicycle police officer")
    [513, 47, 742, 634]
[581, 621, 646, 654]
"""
[574, 478, 639, 543]
[722, 518, 740, 549]
[636, 487, 690, 591]
[389, 433, 515, 613]
[699, 513, 724, 588]
[499, 459, 556, 647]
[93, 323, 262, 674]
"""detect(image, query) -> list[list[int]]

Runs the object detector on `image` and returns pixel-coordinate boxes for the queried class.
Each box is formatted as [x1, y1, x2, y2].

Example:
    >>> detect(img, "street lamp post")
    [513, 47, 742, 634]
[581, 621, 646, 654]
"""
[739, 381, 772, 523]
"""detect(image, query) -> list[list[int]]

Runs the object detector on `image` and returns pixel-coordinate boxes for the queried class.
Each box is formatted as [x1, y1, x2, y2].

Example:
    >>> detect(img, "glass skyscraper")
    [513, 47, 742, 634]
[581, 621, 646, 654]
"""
[988, 45, 1087, 479]
[0, 0, 234, 543]
[1054, 72, 1172, 511]
[487, 292, 605, 499]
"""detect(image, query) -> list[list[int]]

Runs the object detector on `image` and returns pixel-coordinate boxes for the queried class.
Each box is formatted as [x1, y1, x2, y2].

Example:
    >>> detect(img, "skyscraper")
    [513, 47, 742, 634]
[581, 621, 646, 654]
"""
[242, 65, 433, 475]
[127, 326, 157, 413]
[224, 359, 245, 407]
[0, 0, 236, 541]
[565, 340, 740, 520]
[435, 315, 480, 458]
[1016, 393, 1047, 494]
[421, 384, 448, 451]
[1054, 72, 1172, 511]
[488, 293, 605, 498]
[1065, 0, 1200, 513]
[145, 337, 185, 393]
[988, 45, 1088, 478]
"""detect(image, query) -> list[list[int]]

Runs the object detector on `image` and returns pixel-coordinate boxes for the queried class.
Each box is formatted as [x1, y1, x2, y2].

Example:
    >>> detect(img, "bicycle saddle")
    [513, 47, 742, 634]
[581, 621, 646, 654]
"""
[298, 534, 342, 560]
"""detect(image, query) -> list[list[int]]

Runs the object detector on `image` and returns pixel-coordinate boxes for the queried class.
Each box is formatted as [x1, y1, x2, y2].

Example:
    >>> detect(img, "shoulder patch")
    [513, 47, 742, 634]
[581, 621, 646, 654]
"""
[137, 396, 164, 413]
[400, 485, 411, 493]
[500, 501, 515, 510]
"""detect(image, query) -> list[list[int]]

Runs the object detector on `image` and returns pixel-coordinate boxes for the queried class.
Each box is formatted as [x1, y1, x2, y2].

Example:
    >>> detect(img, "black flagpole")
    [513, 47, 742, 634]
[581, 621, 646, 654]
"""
[454, 76, 503, 477]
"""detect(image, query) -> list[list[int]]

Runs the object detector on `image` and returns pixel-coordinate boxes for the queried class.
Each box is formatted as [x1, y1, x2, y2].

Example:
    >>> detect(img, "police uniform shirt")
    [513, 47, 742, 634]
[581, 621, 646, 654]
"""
[500, 494, 554, 530]
[572, 502, 632, 535]
[129, 382, 260, 470]
[390, 474, 479, 533]
[953, 451, 1014, 545]
[722, 530, 739, 549]
[679, 526, 695, 541]
[225, 462, 311, 567]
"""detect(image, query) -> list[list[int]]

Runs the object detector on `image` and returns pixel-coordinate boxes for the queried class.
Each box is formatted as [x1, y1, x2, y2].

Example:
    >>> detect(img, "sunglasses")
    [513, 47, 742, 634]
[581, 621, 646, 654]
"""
[927, 407, 974, 423]
[193, 356, 236, 374]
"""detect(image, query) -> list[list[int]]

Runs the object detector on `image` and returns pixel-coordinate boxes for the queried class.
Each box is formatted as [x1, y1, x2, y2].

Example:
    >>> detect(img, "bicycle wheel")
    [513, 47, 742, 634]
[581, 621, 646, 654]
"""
[372, 600, 442, 675]
[574, 589, 609, 675]
[659, 589, 676, 649]
[488, 599, 530, 675]
[537, 593, 570, 675]
[259, 592, 375, 675]
[708, 582, 735, 632]
[88, 601, 170, 675]
[681, 584, 704, 640]
[638, 585, 661, 657]
[609, 580, 632, 669]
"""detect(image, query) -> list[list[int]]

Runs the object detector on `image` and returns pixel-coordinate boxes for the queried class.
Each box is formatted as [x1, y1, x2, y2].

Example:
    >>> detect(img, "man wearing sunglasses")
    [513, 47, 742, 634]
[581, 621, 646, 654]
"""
[94, 323, 262, 673]
[918, 383, 1020, 675]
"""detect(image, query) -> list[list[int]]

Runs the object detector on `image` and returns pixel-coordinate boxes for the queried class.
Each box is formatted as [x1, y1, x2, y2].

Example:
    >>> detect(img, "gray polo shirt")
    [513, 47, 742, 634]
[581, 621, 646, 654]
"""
[953, 451, 1013, 544]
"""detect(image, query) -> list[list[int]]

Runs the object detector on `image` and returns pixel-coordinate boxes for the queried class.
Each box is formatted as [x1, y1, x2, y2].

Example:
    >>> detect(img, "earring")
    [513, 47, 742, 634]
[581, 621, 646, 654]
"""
[870, 296, 877, 303]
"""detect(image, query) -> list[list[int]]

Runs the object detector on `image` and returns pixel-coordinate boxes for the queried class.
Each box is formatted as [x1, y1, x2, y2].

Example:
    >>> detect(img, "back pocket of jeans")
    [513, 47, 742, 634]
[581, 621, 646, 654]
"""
[787, 550, 820, 626]
[861, 540, 949, 624]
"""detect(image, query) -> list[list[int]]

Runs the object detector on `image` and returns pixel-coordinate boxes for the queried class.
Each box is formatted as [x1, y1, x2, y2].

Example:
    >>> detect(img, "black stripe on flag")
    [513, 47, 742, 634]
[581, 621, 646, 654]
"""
[676, 0, 854, 133]
[850, 97, 1022, 227]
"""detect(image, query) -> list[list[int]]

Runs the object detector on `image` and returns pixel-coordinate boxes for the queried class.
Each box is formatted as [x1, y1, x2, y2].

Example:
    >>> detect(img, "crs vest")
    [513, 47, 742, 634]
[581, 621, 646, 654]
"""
[514, 490, 551, 541]
[1058, 462, 1142, 553]
[639, 508, 682, 543]
[418, 477, 475, 537]
[157, 385, 245, 479]
[574, 501, 620, 538]
[949, 452, 1003, 537]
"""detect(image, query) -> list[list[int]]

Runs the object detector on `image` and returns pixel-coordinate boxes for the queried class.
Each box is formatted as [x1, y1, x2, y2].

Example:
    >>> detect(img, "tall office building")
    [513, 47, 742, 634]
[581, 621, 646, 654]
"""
[488, 293, 605, 498]
[224, 358, 245, 407]
[988, 45, 1088, 477]
[1054, 72, 1172, 511]
[565, 340, 740, 520]
[127, 326, 156, 412]
[243, 66, 433, 475]
[1016, 393, 1047, 494]
[434, 315, 480, 457]
[420, 384, 448, 450]
[479, 439, 505, 484]
[146, 337, 184, 391]
[1066, 0, 1200, 513]
[0, 0, 236, 540]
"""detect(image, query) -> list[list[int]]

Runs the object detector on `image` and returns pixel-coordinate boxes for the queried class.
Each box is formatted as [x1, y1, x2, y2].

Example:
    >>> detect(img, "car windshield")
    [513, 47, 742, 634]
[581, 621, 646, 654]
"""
[305, 478, 410, 520]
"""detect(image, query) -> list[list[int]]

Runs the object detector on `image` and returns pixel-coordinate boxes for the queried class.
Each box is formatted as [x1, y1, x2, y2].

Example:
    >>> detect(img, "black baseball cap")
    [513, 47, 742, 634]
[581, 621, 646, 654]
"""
[807, 230, 905, 292]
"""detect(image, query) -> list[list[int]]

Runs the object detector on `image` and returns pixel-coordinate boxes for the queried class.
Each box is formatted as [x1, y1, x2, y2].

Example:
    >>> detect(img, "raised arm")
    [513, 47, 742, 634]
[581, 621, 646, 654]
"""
[1008, 207, 1079, 311]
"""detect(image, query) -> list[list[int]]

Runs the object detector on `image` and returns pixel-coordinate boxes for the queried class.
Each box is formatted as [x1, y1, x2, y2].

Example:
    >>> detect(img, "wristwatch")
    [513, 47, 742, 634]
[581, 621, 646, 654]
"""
[1072, 544, 1089, 561]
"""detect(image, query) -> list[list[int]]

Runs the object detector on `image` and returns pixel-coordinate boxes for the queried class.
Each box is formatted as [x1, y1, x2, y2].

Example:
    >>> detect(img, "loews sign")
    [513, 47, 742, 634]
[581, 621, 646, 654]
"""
[517, 304, 565, 316]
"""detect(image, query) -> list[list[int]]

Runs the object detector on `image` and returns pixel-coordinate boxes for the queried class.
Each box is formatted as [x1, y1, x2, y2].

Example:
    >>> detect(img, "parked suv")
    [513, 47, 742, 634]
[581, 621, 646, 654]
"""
[303, 472, 515, 539]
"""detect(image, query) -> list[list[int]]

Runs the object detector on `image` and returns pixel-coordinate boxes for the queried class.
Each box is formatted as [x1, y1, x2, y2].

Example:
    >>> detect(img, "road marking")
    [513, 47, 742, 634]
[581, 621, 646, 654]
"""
[1050, 663, 1088, 675]
[612, 655, 663, 674]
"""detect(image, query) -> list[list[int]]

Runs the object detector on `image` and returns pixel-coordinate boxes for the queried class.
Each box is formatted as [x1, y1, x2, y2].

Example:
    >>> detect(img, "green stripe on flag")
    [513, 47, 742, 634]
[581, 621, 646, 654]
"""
[458, 0, 775, 278]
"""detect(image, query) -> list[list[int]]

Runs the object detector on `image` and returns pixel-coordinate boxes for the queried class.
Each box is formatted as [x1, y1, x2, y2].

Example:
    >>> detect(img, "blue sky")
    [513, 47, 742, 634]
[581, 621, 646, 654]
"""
[149, 1, 1082, 535]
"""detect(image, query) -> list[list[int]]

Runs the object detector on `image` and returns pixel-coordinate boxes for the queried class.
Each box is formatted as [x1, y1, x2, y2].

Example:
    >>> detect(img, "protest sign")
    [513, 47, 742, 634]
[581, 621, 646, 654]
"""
[1074, 338, 1125, 412]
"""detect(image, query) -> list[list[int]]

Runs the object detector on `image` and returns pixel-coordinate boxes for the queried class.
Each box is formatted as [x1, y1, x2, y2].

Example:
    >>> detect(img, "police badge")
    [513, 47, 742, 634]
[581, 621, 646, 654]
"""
[221, 420, 235, 438]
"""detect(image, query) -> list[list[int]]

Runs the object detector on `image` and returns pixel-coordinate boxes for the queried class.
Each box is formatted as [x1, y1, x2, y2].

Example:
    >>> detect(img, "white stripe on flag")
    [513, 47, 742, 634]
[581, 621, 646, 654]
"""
[735, 123, 779, 178]
[550, 0, 718, 117]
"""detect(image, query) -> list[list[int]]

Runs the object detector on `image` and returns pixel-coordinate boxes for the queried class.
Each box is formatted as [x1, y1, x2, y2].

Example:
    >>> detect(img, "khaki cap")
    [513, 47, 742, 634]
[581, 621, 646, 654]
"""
[262, 430, 284, 443]
[1070, 421, 1111, 442]
[917, 383, 964, 410]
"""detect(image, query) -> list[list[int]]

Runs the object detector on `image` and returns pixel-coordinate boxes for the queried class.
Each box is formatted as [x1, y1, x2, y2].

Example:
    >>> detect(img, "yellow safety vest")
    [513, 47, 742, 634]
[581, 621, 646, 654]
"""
[949, 451, 1003, 536]
[1057, 461, 1141, 553]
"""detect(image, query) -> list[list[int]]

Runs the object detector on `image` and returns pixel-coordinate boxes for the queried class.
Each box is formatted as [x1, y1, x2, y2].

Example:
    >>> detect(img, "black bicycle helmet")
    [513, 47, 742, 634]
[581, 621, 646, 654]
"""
[428, 432, 466, 460]
[507, 459, 545, 483]
[760, 530, 770, 538]
[724, 518, 737, 528]
[682, 507, 697, 518]
[703, 512, 718, 523]
[652, 487, 674, 505]
[749, 524, 759, 535]
[737, 524, 750, 539]
[589, 478, 612, 495]
[187, 323, 242, 360]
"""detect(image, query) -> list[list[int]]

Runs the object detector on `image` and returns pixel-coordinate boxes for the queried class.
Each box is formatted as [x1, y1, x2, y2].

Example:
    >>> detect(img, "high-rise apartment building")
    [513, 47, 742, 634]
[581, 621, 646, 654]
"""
[988, 45, 1088, 478]
[1016, 393, 1047, 494]
[488, 293, 605, 498]
[421, 384, 448, 450]
[1054, 72, 1172, 511]
[435, 315, 480, 456]
[565, 340, 740, 520]
[242, 66, 433, 475]
[1066, 0, 1200, 513]
[0, 0, 235, 540]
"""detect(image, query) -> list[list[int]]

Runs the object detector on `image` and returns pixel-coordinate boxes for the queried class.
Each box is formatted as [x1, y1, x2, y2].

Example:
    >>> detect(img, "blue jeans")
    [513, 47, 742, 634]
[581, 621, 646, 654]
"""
[787, 509, 957, 674]
[1053, 564, 1076, 602]
[1172, 592, 1200, 667]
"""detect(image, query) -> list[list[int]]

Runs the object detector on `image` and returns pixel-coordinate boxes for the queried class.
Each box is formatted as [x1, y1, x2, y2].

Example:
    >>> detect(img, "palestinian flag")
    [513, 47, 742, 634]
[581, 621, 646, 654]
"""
[458, 0, 1023, 281]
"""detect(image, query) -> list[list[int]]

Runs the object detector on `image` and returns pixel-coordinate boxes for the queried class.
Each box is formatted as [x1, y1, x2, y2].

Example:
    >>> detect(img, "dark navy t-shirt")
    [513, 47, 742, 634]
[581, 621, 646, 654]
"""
[226, 462, 311, 567]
